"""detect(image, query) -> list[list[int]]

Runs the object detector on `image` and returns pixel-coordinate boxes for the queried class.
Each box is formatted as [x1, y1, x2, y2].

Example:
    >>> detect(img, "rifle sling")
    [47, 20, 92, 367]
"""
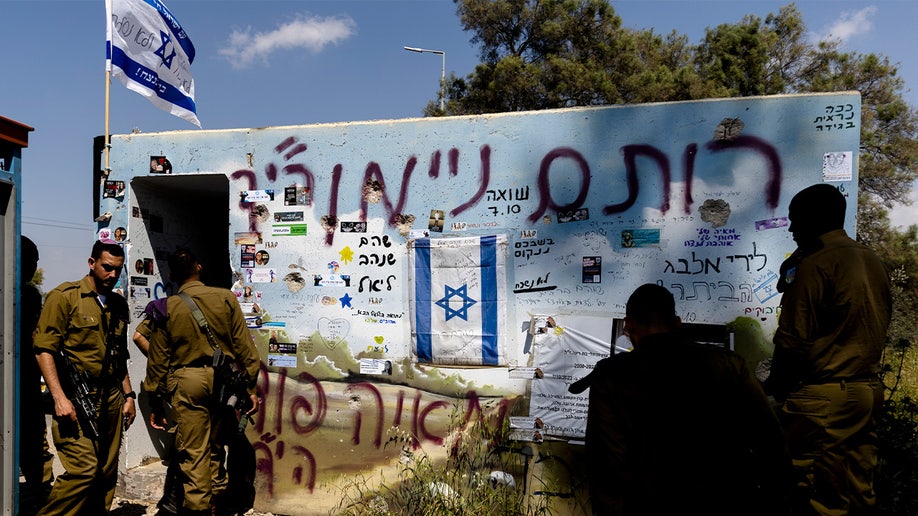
[178, 292, 223, 353]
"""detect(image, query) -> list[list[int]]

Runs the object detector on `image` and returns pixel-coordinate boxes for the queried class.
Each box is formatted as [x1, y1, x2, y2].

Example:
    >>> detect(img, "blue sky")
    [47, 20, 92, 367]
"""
[3, 0, 916, 290]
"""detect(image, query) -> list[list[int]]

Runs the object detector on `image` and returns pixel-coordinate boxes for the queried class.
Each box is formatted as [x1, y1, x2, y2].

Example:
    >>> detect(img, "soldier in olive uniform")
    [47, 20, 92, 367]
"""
[142, 248, 259, 515]
[766, 184, 892, 515]
[33, 240, 136, 516]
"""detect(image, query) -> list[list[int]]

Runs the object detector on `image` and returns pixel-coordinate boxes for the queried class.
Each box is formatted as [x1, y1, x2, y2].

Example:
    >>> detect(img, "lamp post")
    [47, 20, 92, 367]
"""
[404, 46, 446, 112]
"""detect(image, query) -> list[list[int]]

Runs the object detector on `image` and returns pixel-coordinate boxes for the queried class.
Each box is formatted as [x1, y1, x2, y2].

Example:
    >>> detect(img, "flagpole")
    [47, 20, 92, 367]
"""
[104, 68, 111, 179]
[104, 0, 112, 180]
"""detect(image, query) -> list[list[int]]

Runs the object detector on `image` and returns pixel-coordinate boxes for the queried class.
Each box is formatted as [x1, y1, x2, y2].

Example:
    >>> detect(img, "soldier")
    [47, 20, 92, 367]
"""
[580, 284, 791, 515]
[766, 184, 892, 515]
[33, 239, 136, 515]
[18, 236, 54, 515]
[142, 247, 259, 515]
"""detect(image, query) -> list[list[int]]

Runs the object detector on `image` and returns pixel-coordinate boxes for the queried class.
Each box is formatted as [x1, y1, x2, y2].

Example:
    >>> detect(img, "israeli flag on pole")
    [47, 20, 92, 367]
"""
[106, 0, 200, 127]
[409, 235, 508, 366]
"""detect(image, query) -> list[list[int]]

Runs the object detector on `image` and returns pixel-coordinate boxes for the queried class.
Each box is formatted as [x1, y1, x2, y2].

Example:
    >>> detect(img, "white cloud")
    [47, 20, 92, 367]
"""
[220, 14, 357, 68]
[817, 6, 878, 43]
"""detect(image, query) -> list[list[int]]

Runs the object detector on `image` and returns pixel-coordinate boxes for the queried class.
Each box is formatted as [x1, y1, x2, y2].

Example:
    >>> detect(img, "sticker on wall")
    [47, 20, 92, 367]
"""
[149, 156, 172, 174]
[510, 416, 545, 431]
[582, 256, 601, 284]
[97, 228, 114, 241]
[240, 190, 275, 203]
[143, 258, 155, 275]
[823, 151, 853, 182]
[755, 217, 789, 231]
[244, 268, 277, 283]
[255, 250, 270, 266]
[130, 286, 151, 301]
[130, 276, 148, 286]
[558, 208, 588, 223]
[274, 211, 304, 223]
[103, 180, 125, 199]
[621, 228, 660, 248]
[284, 185, 311, 206]
[134, 260, 145, 274]
[314, 274, 350, 287]
[267, 341, 297, 368]
[508, 367, 540, 379]
[238, 285, 260, 303]
[428, 210, 445, 233]
[339, 246, 354, 265]
[113, 227, 127, 242]
[340, 221, 367, 233]
[508, 429, 544, 443]
[272, 224, 307, 236]
[246, 316, 263, 329]
[234, 232, 262, 245]
[359, 358, 393, 375]
[239, 302, 261, 314]
[241, 245, 256, 268]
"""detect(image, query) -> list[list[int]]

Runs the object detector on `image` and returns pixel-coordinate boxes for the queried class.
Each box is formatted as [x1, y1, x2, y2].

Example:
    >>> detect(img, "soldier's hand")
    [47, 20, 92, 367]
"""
[53, 395, 77, 422]
[122, 398, 136, 429]
[149, 410, 169, 431]
[246, 393, 259, 416]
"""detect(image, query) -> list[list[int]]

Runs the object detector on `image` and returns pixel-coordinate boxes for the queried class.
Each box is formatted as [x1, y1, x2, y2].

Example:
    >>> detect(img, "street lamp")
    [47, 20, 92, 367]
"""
[404, 46, 446, 112]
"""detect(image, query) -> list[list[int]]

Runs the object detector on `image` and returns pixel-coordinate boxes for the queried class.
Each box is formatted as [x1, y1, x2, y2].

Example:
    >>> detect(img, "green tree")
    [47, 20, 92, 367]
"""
[30, 267, 43, 289]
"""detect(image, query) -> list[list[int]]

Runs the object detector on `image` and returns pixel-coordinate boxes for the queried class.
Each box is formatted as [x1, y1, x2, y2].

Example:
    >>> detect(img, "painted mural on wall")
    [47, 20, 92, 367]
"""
[103, 92, 860, 512]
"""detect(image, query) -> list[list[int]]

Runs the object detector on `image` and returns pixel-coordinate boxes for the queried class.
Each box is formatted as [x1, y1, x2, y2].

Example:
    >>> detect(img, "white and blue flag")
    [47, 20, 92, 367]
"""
[106, 0, 200, 127]
[409, 235, 508, 366]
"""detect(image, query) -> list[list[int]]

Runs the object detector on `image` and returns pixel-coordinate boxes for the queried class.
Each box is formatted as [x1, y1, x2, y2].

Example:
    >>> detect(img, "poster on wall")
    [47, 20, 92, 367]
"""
[528, 314, 614, 439]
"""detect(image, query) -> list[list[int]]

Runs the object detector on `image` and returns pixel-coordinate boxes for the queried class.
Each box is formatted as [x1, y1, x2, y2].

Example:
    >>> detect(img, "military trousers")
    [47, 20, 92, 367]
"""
[39, 386, 124, 516]
[779, 379, 883, 516]
[169, 366, 229, 512]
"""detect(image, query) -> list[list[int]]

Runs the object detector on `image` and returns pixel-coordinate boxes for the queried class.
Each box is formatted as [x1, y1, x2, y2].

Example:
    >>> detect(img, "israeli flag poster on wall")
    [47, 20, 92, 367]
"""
[409, 235, 508, 366]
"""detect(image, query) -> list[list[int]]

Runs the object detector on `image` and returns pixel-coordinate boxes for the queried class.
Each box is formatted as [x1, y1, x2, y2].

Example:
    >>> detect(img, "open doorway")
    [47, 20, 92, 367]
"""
[130, 174, 231, 292]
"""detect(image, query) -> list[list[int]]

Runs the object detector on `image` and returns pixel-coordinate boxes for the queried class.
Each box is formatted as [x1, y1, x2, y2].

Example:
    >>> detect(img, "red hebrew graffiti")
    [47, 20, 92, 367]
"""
[527, 147, 591, 223]
[603, 145, 671, 216]
[702, 135, 782, 210]
[235, 136, 783, 244]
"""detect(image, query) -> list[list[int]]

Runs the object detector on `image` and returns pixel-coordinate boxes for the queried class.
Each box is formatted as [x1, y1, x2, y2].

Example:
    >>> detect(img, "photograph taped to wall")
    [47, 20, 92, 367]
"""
[103, 180, 125, 198]
[149, 156, 171, 174]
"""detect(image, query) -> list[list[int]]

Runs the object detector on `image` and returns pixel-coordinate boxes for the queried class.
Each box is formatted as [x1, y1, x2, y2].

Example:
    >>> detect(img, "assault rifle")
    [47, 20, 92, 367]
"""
[58, 352, 99, 439]
[212, 348, 254, 433]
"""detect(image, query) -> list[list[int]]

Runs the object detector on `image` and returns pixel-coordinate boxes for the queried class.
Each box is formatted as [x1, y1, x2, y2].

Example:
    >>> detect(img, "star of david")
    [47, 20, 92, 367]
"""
[154, 31, 177, 68]
[435, 284, 477, 321]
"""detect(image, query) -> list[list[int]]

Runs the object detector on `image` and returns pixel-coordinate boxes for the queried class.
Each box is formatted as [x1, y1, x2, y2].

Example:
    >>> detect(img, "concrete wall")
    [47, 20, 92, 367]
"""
[102, 92, 861, 513]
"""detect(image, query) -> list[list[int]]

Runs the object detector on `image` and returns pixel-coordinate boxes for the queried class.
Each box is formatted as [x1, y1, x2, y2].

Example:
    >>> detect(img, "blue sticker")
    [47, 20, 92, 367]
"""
[785, 266, 796, 285]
